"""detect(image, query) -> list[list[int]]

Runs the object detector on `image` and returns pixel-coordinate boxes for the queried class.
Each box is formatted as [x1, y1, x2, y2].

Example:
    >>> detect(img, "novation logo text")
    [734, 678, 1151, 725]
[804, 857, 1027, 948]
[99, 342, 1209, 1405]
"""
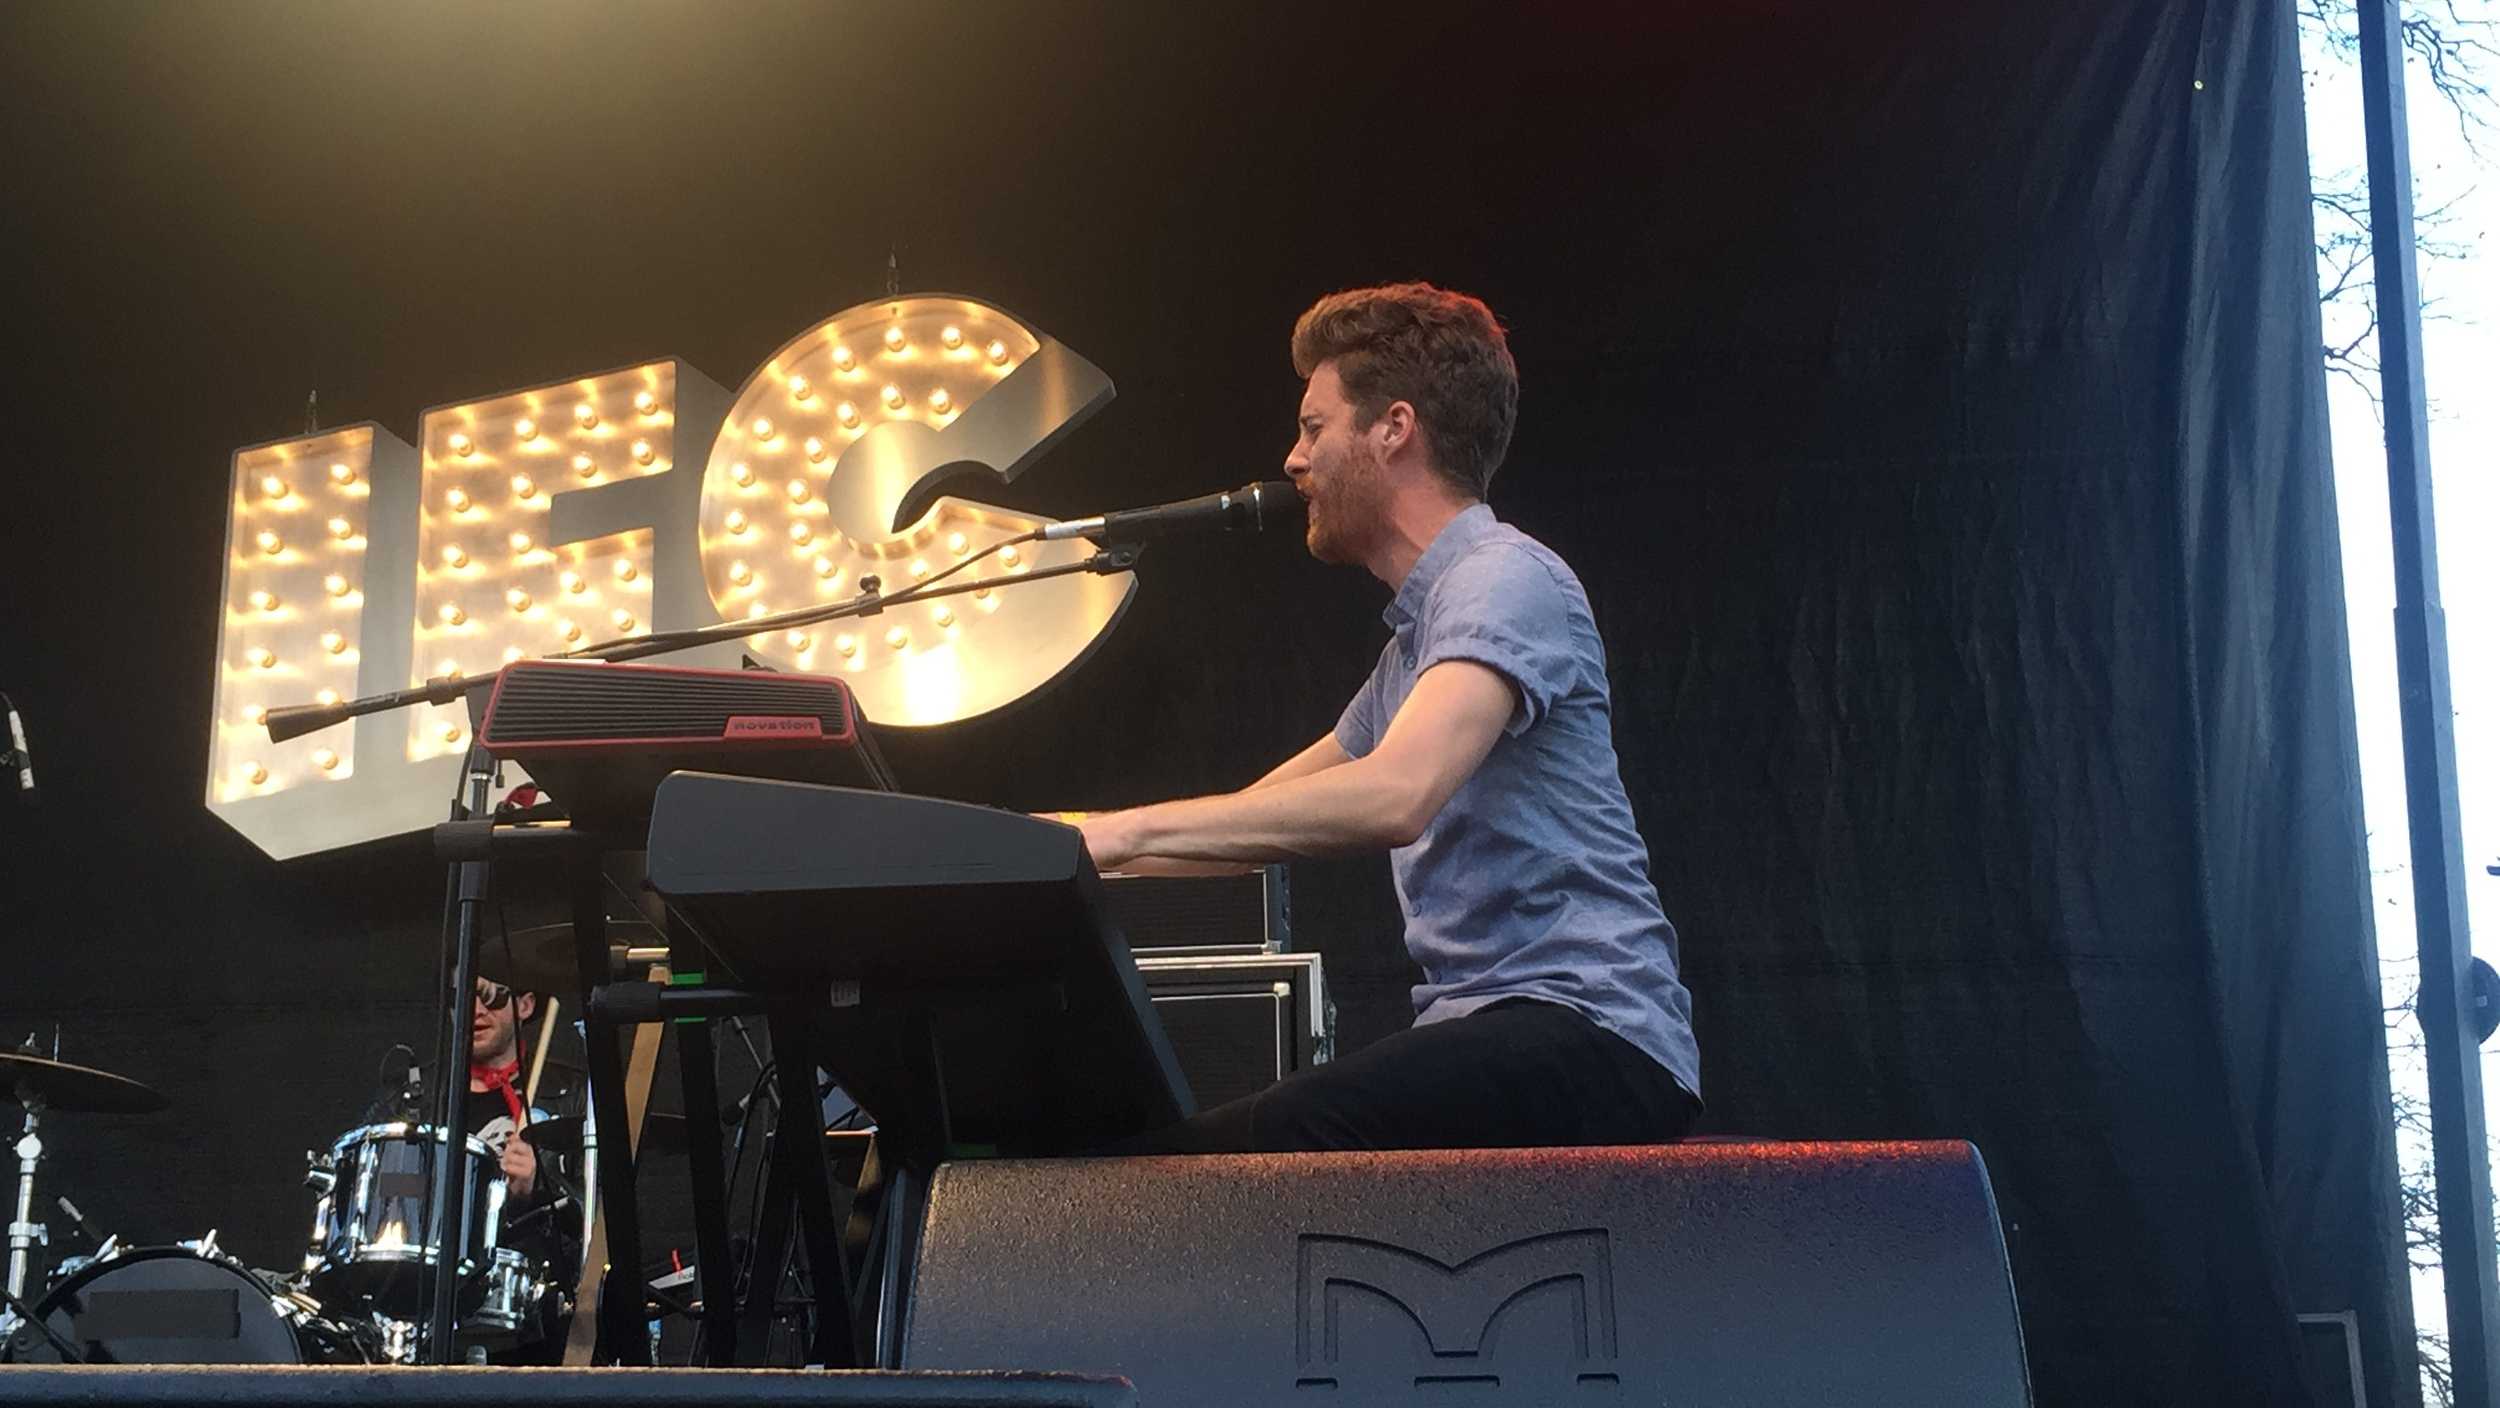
[724, 715, 824, 738]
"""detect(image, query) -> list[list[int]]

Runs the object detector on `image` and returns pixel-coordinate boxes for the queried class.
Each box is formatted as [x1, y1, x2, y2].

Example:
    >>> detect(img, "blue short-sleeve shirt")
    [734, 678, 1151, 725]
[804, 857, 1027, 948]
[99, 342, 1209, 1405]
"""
[1335, 504, 1700, 1099]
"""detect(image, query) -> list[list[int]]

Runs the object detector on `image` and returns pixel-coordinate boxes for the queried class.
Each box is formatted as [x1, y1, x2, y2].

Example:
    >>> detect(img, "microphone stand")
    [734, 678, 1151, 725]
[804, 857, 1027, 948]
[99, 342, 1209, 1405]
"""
[261, 539, 1140, 742]
[254, 536, 1142, 1364]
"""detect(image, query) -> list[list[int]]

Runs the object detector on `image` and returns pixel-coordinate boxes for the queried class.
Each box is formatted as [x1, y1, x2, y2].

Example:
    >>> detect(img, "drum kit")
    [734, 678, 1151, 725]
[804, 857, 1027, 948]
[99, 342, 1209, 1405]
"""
[0, 1040, 583, 1366]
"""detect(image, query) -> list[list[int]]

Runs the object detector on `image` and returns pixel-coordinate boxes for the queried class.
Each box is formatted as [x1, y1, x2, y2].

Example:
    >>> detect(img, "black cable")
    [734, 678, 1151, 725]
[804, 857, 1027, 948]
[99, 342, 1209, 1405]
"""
[0, 1285, 83, 1362]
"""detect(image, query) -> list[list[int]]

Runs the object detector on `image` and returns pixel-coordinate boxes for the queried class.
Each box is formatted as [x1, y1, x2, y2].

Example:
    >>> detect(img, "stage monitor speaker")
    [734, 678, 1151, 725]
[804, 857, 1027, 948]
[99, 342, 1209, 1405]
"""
[902, 1141, 2031, 1407]
[1099, 865, 1288, 955]
[0, 1367, 1134, 1407]
[1136, 951, 1332, 1108]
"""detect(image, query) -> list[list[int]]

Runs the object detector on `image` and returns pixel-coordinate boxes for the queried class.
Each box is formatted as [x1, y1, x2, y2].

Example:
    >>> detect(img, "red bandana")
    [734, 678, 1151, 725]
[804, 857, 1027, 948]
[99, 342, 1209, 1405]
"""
[470, 1058, 525, 1129]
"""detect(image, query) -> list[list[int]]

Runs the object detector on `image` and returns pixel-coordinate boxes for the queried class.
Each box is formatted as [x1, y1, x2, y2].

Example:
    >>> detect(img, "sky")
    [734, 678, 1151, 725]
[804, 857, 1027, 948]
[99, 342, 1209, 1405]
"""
[2301, 0, 2500, 1379]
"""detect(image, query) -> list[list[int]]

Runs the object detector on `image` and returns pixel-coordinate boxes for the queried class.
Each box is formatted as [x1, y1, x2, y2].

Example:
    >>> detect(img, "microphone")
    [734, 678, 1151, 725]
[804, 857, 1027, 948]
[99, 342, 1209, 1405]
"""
[2, 693, 31, 799]
[1039, 480, 1303, 543]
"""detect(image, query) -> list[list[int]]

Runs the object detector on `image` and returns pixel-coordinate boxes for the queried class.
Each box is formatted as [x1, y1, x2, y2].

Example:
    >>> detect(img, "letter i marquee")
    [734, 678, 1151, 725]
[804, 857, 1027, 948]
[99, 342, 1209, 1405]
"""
[208, 296, 1130, 860]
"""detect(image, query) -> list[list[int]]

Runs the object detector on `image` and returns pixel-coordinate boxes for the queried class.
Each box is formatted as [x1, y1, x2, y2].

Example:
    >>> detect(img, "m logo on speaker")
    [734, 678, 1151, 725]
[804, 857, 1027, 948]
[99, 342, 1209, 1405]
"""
[1293, 1229, 1619, 1394]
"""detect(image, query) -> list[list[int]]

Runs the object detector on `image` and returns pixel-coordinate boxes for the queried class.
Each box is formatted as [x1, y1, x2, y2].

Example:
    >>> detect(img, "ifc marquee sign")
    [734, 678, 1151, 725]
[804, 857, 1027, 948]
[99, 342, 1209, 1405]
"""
[208, 295, 1132, 860]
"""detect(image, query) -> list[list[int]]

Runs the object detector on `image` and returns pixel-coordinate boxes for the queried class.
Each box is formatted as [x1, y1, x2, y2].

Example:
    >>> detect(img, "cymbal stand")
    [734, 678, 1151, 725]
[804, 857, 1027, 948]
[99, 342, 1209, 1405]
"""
[6, 1084, 46, 1312]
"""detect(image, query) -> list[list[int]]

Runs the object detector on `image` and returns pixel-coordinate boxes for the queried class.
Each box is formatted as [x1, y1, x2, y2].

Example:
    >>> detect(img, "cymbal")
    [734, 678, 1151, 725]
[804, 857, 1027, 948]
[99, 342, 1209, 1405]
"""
[476, 918, 663, 996]
[1, 1052, 170, 1114]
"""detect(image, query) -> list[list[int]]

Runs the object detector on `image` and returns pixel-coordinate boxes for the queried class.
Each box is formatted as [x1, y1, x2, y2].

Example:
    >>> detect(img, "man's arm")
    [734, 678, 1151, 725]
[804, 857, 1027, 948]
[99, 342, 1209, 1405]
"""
[1078, 660, 1516, 870]
[1064, 732, 1355, 878]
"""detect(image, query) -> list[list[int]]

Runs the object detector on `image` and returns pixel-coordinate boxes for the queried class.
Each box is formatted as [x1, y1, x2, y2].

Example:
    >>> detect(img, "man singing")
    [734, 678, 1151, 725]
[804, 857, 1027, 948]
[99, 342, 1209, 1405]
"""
[1081, 282, 1700, 1152]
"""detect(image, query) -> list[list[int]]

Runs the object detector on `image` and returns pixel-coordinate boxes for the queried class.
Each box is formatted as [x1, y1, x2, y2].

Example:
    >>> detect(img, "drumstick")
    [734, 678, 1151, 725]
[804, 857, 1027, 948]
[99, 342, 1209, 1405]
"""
[523, 995, 562, 1113]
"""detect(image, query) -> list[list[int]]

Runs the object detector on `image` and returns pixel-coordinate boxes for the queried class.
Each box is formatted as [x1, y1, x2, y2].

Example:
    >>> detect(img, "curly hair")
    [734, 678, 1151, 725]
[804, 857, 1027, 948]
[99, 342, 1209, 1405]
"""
[1290, 282, 1518, 499]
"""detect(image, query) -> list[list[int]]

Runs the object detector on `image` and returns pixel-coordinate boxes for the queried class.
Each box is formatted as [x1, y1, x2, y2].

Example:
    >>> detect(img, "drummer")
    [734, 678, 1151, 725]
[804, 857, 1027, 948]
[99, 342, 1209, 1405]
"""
[464, 968, 582, 1360]
[465, 974, 558, 1198]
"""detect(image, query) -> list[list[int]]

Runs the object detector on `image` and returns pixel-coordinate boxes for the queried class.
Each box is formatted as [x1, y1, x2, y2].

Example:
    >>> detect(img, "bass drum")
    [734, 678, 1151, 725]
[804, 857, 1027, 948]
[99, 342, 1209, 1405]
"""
[4, 1246, 357, 1364]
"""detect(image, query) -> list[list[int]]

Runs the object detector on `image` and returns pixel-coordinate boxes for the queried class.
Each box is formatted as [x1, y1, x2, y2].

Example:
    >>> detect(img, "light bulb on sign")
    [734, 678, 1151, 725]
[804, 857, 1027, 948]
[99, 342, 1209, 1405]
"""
[998, 544, 1020, 566]
[439, 603, 467, 626]
[242, 703, 267, 724]
[610, 608, 636, 632]
[313, 748, 340, 772]
[883, 326, 906, 354]
[441, 722, 463, 744]
[448, 432, 475, 458]
[613, 559, 637, 583]
[787, 479, 812, 504]
[633, 389, 658, 416]
[787, 630, 811, 650]
[631, 439, 655, 466]
[790, 521, 814, 546]
[514, 417, 539, 442]
[929, 387, 952, 414]
[328, 462, 355, 486]
[246, 762, 269, 786]
[328, 517, 354, 541]
[835, 633, 857, 657]
[559, 619, 582, 643]
[933, 606, 955, 628]
[725, 510, 750, 536]
[574, 403, 598, 430]
[973, 586, 992, 602]
[323, 573, 349, 598]
[880, 385, 905, 411]
[909, 559, 929, 579]
[507, 588, 532, 612]
[572, 453, 596, 479]
[261, 474, 290, 500]
[437, 662, 463, 679]
[502, 645, 525, 664]
[804, 436, 827, 463]
[511, 474, 537, 500]
[730, 461, 755, 487]
[246, 647, 276, 669]
[986, 339, 1010, 366]
[441, 544, 469, 569]
[247, 589, 277, 613]
[314, 688, 340, 706]
[837, 402, 861, 429]
[560, 571, 585, 595]
[885, 627, 909, 650]
[941, 325, 964, 350]
[509, 531, 533, 553]
[946, 532, 968, 555]
[788, 374, 812, 400]
[320, 630, 346, 655]
[728, 560, 753, 587]
[814, 556, 838, 580]
[257, 530, 284, 556]
[446, 488, 473, 513]
[751, 417, 776, 441]
[832, 344, 856, 372]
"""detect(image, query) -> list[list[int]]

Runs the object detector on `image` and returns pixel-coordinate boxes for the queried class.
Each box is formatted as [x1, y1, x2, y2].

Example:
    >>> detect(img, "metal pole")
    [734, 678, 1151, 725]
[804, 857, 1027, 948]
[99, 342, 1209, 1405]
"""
[2356, 2, 2495, 1402]
[426, 747, 497, 1361]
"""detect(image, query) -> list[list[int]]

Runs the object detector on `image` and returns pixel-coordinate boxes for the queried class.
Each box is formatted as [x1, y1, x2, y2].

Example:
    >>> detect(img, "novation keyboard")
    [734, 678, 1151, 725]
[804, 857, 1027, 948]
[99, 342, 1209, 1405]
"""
[474, 660, 895, 830]
[643, 771, 1193, 1156]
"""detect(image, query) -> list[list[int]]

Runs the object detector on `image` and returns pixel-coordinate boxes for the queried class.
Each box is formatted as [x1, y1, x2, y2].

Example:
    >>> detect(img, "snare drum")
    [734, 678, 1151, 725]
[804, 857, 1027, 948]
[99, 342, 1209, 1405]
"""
[464, 1247, 560, 1345]
[4, 1245, 360, 1364]
[303, 1122, 507, 1318]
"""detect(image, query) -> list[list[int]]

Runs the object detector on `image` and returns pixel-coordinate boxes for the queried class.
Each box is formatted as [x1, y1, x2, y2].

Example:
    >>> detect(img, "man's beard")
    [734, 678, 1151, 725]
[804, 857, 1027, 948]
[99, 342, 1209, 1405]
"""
[1304, 443, 1388, 566]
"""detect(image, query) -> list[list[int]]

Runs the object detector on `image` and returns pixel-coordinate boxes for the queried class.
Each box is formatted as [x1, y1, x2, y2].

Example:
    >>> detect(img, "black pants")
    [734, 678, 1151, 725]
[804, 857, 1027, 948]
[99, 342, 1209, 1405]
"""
[1114, 998, 1699, 1154]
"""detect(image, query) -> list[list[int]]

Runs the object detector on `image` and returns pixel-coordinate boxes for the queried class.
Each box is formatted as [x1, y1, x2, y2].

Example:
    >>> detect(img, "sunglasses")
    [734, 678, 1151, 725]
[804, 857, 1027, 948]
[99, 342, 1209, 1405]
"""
[473, 980, 515, 1012]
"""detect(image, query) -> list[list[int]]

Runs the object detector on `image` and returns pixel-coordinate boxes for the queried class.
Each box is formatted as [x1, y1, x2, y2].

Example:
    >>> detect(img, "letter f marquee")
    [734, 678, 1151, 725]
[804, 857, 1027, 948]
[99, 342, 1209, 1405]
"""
[207, 296, 1131, 860]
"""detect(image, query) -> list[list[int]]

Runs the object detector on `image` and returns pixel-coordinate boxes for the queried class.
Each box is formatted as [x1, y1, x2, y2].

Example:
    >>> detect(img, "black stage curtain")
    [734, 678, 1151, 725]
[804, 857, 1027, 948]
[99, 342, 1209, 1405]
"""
[0, 2, 2408, 1401]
